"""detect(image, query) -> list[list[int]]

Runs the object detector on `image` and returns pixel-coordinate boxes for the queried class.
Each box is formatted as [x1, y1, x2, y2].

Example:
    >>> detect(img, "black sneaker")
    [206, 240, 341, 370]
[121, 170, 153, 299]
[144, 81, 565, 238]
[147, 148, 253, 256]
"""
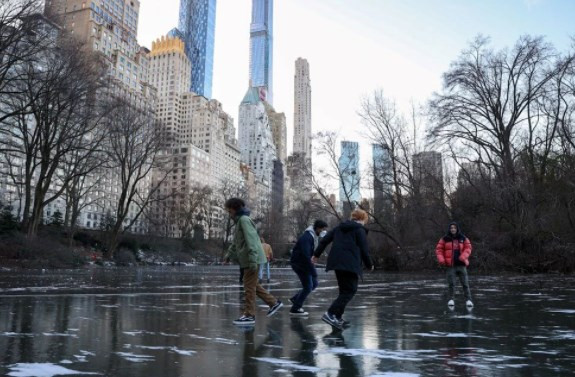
[233, 315, 255, 326]
[322, 312, 343, 331]
[267, 300, 284, 317]
[289, 307, 309, 317]
[339, 318, 351, 327]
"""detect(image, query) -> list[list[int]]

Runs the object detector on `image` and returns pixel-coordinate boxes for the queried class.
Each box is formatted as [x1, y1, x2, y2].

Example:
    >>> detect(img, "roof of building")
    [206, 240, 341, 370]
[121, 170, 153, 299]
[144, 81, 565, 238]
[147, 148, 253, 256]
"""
[241, 86, 261, 105]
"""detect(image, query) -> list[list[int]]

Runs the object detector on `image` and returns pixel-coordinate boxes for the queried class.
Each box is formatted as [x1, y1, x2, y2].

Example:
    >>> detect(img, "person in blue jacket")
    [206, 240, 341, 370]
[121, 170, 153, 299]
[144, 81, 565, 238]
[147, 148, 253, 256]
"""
[289, 220, 329, 316]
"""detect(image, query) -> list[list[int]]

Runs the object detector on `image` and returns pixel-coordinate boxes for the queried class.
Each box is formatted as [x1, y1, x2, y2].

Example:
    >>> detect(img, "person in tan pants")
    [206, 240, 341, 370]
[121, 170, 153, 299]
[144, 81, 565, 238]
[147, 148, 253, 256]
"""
[225, 198, 283, 325]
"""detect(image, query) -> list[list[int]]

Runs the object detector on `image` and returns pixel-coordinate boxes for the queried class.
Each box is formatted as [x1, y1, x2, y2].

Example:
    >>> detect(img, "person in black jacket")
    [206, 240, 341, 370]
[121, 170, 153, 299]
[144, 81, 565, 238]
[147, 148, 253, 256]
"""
[289, 220, 329, 316]
[313, 209, 373, 330]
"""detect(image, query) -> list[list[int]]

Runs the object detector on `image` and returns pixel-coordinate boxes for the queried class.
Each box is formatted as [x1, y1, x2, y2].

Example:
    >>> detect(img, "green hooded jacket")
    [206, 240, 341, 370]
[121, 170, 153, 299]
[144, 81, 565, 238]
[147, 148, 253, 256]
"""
[227, 213, 267, 269]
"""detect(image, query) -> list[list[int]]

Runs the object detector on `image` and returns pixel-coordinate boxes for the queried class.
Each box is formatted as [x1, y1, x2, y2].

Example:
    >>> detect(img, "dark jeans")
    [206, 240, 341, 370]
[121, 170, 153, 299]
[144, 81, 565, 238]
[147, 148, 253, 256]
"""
[239, 267, 244, 283]
[447, 266, 472, 301]
[291, 267, 318, 310]
[328, 270, 358, 319]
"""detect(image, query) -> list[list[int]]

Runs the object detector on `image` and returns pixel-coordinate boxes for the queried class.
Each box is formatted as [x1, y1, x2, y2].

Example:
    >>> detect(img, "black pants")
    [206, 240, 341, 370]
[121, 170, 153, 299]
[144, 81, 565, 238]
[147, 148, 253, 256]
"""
[328, 270, 358, 319]
[239, 267, 244, 283]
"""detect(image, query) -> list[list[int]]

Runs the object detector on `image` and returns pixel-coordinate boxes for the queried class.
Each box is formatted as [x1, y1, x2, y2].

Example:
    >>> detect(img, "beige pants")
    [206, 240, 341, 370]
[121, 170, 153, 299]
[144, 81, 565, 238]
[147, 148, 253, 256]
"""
[243, 267, 276, 317]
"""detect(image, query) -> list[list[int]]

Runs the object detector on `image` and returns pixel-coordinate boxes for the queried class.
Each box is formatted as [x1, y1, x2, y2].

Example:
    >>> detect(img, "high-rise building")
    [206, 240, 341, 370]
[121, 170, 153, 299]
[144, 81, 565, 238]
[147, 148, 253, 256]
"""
[238, 87, 277, 190]
[149, 35, 191, 147]
[265, 103, 287, 164]
[178, 0, 216, 98]
[373, 144, 393, 219]
[293, 58, 312, 162]
[44, 0, 156, 234]
[413, 151, 444, 204]
[339, 141, 361, 215]
[249, 0, 273, 104]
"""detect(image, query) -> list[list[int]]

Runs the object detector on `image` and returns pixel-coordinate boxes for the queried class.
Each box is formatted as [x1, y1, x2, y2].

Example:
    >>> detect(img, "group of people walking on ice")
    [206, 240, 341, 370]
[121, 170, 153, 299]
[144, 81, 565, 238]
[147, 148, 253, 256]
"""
[224, 197, 474, 331]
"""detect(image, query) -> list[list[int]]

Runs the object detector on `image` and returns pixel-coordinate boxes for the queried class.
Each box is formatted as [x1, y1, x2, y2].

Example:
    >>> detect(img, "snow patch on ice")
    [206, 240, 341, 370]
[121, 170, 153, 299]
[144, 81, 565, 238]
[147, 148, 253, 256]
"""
[413, 332, 487, 339]
[545, 309, 575, 314]
[252, 357, 322, 372]
[369, 373, 420, 377]
[7, 363, 100, 376]
[114, 352, 155, 363]
[42, 332, 78, 338]
[134, 345, 196, 356]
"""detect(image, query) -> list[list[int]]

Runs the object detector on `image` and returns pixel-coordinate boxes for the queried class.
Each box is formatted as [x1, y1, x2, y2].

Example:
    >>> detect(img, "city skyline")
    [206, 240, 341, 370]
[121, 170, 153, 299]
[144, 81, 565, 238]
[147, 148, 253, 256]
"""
[137, 0, 575, 161]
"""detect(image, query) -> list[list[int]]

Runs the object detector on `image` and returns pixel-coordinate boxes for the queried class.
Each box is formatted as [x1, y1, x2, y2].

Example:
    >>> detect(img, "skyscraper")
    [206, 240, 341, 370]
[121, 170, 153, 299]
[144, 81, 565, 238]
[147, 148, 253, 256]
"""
[293, 58, 312, 161]
[339, 141, 361, 217]
[413, 151, 444, 204]
[373, 144, 393, 219]
[238, 87, 277, 188]
[178, 0, 216, 98]
[249, 0, 273, 104]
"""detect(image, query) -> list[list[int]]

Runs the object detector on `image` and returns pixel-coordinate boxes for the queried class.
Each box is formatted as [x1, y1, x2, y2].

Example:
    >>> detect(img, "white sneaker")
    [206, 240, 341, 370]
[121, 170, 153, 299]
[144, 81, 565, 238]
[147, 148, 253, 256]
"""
[447, 299, 455, 307]
[466, 300, 474, 308]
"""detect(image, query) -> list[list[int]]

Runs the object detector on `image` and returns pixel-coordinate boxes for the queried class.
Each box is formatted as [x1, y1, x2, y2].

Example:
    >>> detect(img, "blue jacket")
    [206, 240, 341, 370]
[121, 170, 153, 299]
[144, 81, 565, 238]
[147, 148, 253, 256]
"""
[314, 220, 373, 277]
[290, 227, 318, 276]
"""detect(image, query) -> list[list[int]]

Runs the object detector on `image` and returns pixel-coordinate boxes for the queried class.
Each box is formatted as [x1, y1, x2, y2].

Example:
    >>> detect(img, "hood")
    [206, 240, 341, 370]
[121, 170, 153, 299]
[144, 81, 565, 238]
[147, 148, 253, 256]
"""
[305, 226, 316, 236]
[339, 220, 365, 233]
[234, 207, 251, 221]
[445, 221, 464, 239]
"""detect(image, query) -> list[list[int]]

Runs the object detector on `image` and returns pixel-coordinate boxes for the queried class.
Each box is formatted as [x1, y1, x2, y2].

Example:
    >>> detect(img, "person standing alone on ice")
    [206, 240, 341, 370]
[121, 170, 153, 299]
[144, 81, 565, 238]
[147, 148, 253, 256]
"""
[225, 198, 283, 326]
[289, 220, 329, 316]
[436, 222, 474, 309]
[313, 210, 373, 331]
[259, 236, 273, 283]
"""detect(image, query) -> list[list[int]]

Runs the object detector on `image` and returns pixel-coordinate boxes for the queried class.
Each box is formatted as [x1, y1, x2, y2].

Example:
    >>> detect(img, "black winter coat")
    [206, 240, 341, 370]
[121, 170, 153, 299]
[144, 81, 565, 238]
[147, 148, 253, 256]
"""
[290, 230, 317, 276]
[314, 221, 373, 276]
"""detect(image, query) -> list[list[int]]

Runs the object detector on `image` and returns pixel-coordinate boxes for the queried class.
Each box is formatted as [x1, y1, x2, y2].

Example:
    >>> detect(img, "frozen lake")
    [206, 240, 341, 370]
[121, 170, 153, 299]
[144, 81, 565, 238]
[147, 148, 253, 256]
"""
[0, 267, 573, 376]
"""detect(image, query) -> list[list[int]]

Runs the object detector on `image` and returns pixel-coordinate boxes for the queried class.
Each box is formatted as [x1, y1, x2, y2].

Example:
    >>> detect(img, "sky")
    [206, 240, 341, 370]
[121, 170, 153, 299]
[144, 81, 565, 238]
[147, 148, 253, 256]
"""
[137, 0, 575, 163]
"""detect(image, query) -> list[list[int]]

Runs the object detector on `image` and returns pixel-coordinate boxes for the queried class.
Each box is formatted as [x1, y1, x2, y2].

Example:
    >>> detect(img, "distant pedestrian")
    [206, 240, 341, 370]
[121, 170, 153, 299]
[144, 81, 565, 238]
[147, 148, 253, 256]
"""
[259, 236, 273, 283]
[435, 222, 474, 309]
[289, 220, 329, 316]
[225, 198, 283, 326]
[313, 210, 373, 331]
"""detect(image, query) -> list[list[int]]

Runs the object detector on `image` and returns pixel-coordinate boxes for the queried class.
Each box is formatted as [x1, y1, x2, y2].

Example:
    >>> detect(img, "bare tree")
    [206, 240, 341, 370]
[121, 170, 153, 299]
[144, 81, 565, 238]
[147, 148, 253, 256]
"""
[102, 99, 166, 258]
[0, 34, 106, 236]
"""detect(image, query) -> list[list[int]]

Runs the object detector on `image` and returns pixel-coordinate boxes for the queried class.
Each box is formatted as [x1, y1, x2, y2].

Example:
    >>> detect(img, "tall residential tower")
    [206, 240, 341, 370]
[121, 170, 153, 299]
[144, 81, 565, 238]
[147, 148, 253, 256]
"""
[178, 0, 216, 98]
[249, 0, 273, 104]
[293, 58, 312, 162]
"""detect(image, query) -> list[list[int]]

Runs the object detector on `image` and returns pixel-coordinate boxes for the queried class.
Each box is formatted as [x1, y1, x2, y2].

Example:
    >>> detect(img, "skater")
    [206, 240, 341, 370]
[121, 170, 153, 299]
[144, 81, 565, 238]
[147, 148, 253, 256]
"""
[313, 209, 373, 330]
[225, 198, 283, 325]
[435, 222, 474, 308]
[259, 236, 273, 283]
[289, 220, 329, 316]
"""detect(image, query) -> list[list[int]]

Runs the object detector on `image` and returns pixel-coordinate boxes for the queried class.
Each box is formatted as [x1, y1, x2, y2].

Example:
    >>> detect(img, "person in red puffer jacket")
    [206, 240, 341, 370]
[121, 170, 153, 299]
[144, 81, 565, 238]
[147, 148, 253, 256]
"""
[436, 222, 473, 309]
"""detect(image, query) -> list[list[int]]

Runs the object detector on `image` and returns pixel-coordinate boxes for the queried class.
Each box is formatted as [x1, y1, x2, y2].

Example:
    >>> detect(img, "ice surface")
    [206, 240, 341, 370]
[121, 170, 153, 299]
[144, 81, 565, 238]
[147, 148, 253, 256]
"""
[252, 357, 323, 372]
[0, 268, 573, 376]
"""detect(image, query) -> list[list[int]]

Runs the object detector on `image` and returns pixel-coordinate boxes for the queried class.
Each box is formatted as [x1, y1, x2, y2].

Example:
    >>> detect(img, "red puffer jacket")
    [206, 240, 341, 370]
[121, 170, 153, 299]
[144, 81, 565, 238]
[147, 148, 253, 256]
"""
[435, 236, 472, 267]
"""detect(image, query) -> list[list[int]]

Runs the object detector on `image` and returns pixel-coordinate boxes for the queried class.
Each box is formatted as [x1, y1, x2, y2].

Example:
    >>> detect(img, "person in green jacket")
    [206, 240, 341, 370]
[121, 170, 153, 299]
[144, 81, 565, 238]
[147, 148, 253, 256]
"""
[225, 198, 283, 326]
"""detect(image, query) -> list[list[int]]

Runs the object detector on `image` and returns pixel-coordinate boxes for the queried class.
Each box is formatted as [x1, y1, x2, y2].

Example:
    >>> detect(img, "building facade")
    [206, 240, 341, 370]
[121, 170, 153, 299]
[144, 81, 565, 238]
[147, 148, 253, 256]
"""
[249, 0, 273, 104]
[293, 58, 312, 161]
[238, 87, 277, 190]
[265, 103, 287, 164]
[149, 35, 191, 147]
[177, 0, 216, 98]
[44, 0, 157, 234]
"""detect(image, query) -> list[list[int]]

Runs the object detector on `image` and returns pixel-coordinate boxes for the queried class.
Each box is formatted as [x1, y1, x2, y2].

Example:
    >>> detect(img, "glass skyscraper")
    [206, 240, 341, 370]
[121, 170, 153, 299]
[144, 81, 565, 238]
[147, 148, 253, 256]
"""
[178, 0, 216, 98]
[249, 0, 274, 104]
[339, 141, 361, 205]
